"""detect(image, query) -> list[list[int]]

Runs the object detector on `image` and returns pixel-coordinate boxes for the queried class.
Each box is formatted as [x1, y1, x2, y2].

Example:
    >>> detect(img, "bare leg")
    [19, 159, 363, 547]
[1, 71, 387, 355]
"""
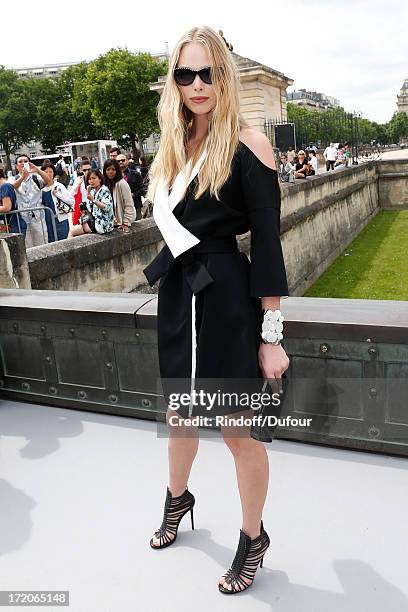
[219, 412, 269, 589]
[68, 224, 85, 238]
[82, 222, 93, 234]
[68, 223, 92, 238]
[150, 408, 199, 546]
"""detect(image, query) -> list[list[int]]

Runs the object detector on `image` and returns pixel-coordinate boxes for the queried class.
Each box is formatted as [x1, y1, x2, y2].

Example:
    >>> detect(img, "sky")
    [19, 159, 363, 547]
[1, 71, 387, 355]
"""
[3, 0, 407, 124]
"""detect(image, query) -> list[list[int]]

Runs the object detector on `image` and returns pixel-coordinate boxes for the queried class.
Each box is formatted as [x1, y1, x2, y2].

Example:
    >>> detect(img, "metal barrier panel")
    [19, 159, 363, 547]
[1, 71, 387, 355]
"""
[0, 206, 59, 244]
[0, 290, 407, 456]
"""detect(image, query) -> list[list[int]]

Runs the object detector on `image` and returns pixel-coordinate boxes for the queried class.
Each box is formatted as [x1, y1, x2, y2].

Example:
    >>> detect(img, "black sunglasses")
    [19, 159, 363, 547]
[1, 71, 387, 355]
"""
[173, 66, 212, 86]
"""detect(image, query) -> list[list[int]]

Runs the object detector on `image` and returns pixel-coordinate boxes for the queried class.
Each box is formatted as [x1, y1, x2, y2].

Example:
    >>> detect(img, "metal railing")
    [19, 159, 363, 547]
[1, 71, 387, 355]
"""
[265, 111, 362, 164]
[0, 206, 58, 244]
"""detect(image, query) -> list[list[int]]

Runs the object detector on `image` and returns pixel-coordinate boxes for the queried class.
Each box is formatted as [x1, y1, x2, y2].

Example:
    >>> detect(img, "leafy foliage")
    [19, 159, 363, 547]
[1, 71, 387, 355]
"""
[82, 48, 167, 155]
[286, 103, 408, 146]
[0, 67, 37, 165]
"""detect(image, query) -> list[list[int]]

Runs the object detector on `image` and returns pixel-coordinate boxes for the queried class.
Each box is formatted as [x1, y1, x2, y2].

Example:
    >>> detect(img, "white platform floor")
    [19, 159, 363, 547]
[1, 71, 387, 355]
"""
[1, 399, 407, 612]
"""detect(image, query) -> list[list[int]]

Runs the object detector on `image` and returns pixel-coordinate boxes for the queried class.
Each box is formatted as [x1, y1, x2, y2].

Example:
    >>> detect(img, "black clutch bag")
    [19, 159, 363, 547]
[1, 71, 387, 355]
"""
[250, 370, 289, 443]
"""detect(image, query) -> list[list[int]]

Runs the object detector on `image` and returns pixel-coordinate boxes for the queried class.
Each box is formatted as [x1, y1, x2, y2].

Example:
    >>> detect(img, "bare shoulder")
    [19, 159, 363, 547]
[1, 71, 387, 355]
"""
[239, 128, 277, 170]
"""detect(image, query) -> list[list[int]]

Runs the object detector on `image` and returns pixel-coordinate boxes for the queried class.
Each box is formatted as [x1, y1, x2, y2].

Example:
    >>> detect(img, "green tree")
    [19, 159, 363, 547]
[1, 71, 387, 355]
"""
[61, 63, 107, 143]
[30, 64, 107, 153]
[371, 122, 390, 145]
[83, 48, 167, 158]
[286, 102, 392, 148]
[0, 67, 37, 170]
[387, 112, 408, 144]
[357, 118, 377, 145]
[27, 76, 66, 153]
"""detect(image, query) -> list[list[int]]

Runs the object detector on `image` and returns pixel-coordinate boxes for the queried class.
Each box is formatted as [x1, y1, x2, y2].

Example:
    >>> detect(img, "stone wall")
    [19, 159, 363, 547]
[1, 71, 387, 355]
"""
[26, 222, 164, 292]
[377, 159, 408, 209]
[2, 159, 407, 295]
[0, 234, 31, 289]
[280, 162, 379, 295]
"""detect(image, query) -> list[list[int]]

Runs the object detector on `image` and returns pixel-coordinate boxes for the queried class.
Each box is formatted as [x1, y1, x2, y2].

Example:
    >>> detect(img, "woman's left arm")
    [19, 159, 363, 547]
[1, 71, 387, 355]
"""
[240, 130, 290, 386]
[29, 162, 53, 186]
[120, 180, 136, 227]
[95, 187, 113, 211]
[258, 296, 289, 391]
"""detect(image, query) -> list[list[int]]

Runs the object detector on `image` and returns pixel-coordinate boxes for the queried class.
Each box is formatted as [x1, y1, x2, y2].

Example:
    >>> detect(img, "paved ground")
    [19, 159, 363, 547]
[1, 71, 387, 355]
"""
[1, 399, 408, 612]
[308, 148, 408, 178]
[380, 149, 408, 160]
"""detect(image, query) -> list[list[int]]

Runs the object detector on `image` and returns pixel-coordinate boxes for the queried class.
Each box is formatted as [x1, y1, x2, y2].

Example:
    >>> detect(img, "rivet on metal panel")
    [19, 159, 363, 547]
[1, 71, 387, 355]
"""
[369, 387, 378, 398]
[366, 338, 371, 342]
[102, 330, 107, 337]
[142, 398, 152, 408]
[368, 346, 378, 356]
[45, 356, 52, 363]
[135, 332, 140, 338]
[40, 325, 46, 332]
[12, 323, 18, 331]
[22, 382, 30, 391]
[368, 425, 381, 438]
[108, 394, 118, 403]
[70, 328, 75, 335]
[49, 387, 57, 395]
[320, 344, 329, 353]
[78, 390, 87, 399]
[105, 362, 113, 369]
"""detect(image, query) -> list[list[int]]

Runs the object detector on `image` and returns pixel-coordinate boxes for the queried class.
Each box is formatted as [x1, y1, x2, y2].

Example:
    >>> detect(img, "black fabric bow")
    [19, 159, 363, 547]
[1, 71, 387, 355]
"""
[143, 245, 215, 294]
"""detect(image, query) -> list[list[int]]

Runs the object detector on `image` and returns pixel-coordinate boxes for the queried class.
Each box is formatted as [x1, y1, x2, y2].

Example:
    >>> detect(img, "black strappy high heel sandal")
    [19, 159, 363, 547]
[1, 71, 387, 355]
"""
[218, 521, 270, 594]
[150, 486, 195, 550]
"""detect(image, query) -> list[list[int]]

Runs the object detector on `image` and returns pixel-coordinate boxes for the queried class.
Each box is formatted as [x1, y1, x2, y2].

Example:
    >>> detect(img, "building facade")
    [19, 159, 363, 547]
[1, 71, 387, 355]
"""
[150, 52, 293, 134]
[397, 79, 408, 115]
[287, 89, 340, 111]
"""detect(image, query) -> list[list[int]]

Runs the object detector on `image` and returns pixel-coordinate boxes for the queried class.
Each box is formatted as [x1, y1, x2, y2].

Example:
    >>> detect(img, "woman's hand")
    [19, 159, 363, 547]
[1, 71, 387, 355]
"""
[86, 186, 94, 202]
[119, 224, 129, 233]
[28, 161, 39, 173]
[258, 343, 290, 393]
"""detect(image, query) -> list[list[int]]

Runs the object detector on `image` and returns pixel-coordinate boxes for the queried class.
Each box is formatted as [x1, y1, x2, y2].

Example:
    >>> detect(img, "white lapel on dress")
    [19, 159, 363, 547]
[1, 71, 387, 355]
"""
[153, 146, 207, 259]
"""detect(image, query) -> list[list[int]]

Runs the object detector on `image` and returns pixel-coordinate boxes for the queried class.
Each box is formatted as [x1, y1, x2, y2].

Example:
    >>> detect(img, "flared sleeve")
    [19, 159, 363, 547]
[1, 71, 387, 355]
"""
[239, 143, 289, 298]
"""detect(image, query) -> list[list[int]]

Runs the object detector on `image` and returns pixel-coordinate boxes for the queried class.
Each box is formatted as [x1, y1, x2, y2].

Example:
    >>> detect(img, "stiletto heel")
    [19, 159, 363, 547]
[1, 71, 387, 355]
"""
[150, 486, 195, 550]
[218, 521, 270, 594]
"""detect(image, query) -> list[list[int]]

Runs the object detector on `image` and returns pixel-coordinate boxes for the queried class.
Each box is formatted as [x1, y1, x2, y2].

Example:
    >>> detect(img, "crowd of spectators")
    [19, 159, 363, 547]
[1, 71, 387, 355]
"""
[1, 141, 354, 247]
[0, 147, 148, 247]
[276, 142, 352, 182]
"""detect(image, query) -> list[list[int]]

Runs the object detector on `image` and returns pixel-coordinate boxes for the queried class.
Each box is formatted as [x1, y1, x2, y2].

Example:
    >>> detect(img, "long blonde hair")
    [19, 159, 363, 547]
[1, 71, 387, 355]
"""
[147, 25, 249, 202]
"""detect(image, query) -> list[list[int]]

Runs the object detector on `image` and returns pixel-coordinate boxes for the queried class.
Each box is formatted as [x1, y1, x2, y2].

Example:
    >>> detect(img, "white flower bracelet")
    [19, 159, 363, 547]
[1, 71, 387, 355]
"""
[261, 309, 284, 345]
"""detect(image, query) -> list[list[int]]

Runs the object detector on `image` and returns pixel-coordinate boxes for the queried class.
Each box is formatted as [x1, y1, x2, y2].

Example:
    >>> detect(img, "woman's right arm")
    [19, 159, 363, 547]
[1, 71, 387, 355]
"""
[0, 196, 12, 213]
[11, 174, 26, 190]
[94, 187, 113, 211]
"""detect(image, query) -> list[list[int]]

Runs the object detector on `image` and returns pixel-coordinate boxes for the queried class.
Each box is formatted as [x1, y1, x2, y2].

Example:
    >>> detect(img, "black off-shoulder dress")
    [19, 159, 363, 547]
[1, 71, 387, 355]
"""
[143, 141, 289, 441]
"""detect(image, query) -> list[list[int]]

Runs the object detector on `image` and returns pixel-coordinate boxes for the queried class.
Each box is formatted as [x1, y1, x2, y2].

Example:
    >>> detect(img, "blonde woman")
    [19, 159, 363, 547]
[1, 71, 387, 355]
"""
[143, 26, 290, 595]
